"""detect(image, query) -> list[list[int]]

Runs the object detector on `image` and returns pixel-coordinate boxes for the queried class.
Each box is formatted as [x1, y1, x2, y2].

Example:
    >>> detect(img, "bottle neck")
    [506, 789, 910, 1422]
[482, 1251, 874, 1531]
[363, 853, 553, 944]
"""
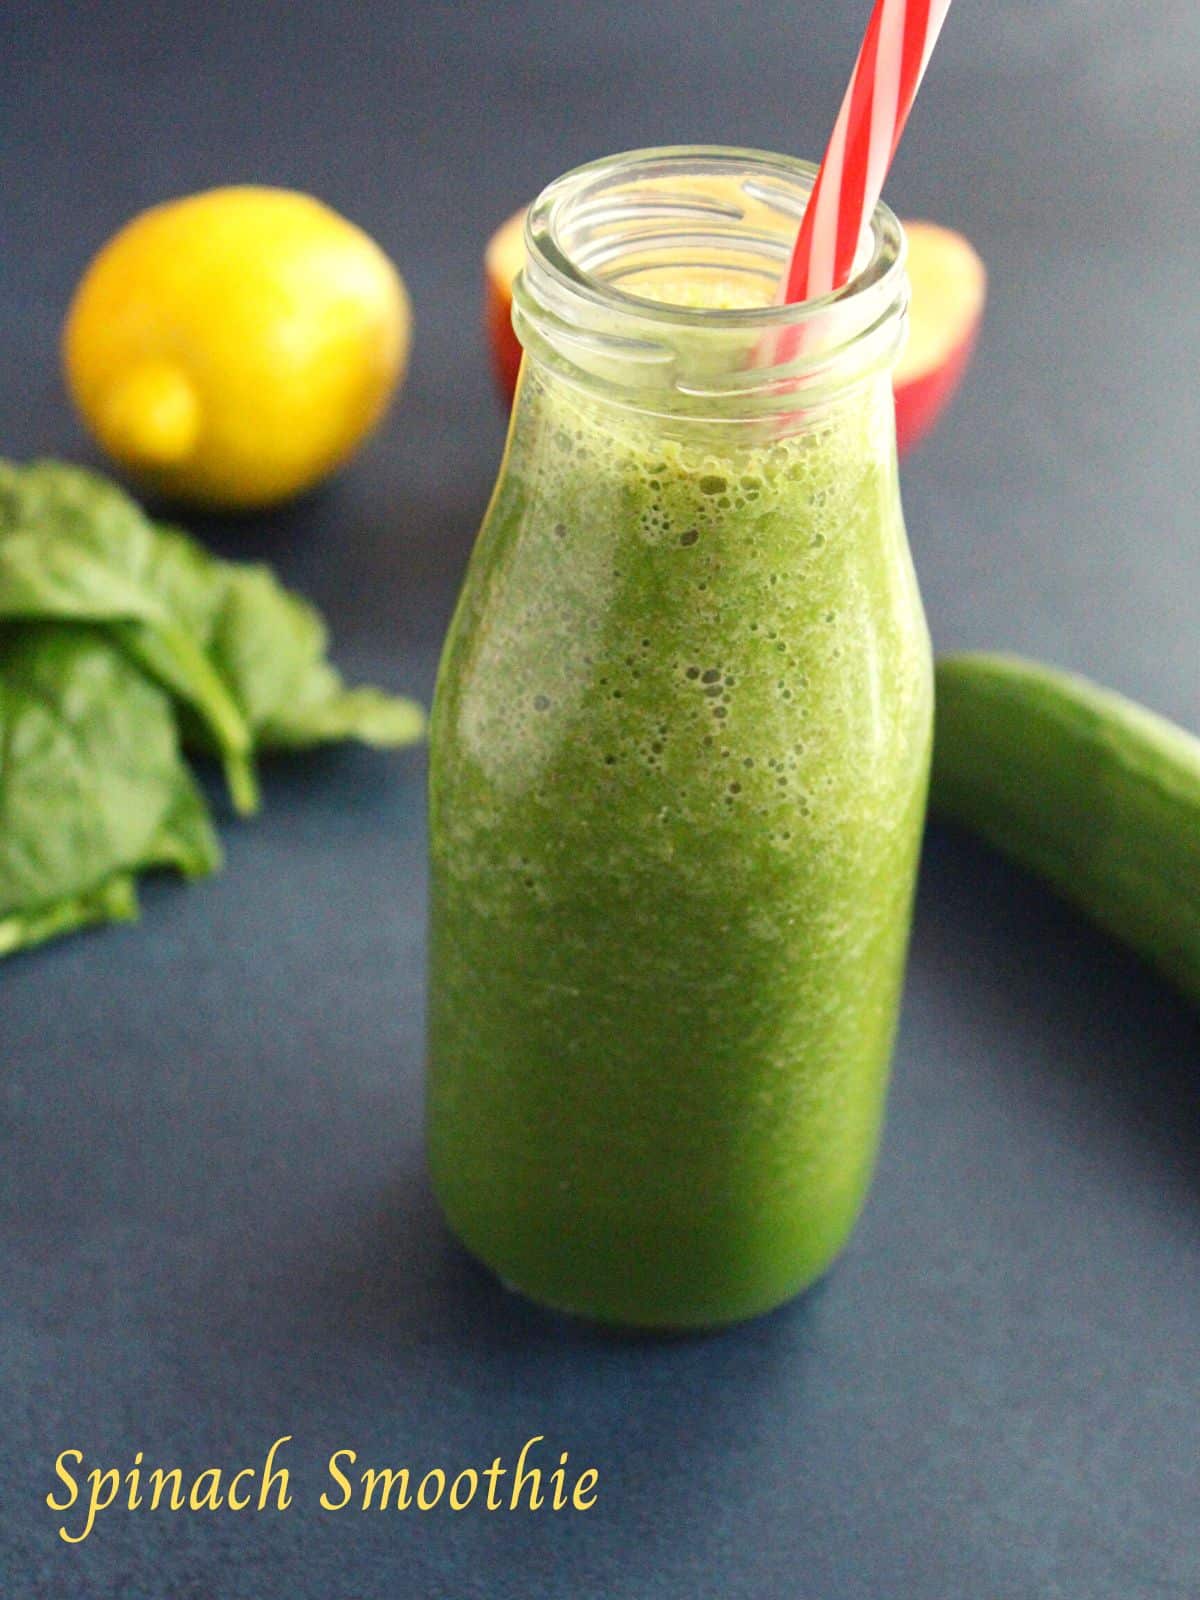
[513, 145, 908, 432]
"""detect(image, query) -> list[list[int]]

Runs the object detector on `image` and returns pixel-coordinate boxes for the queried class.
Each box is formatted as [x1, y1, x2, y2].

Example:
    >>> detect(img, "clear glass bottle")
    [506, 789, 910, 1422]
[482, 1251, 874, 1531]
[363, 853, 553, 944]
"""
[427, 147, 932, 1328]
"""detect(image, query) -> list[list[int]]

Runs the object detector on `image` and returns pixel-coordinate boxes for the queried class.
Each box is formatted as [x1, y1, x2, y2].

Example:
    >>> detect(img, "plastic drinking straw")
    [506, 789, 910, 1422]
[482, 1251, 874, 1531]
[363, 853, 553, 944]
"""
[769, 0, 955, 366]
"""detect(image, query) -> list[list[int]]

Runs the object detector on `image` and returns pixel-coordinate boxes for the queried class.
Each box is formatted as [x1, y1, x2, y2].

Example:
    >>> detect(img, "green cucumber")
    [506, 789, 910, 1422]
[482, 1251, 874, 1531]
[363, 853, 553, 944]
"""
[931, 652, 1200, 1003]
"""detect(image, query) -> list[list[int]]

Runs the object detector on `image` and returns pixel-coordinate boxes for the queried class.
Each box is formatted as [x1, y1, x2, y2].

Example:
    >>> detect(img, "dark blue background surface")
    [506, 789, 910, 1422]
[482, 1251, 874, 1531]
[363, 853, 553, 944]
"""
[2, 2, 1199, 1595]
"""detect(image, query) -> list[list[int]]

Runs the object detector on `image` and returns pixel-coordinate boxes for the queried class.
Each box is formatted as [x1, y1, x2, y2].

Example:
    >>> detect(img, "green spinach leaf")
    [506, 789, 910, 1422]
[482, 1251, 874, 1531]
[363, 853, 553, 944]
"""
[0, 461, 425, 814]
[0, 875, 139, 958]
[0, 459, 424, 959]
[0, 462, 258, 809]
[0, 624, 221, 956]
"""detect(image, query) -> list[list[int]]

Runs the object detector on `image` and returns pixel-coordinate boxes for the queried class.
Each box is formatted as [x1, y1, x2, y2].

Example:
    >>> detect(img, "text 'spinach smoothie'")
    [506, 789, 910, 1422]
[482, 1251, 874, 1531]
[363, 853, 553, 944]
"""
[426, 148, 932, 1328]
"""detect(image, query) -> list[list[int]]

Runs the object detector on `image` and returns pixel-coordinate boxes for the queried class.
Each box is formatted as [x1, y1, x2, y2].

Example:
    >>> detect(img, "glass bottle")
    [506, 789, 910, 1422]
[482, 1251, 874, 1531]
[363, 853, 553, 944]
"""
[427, 147, 932, 1328]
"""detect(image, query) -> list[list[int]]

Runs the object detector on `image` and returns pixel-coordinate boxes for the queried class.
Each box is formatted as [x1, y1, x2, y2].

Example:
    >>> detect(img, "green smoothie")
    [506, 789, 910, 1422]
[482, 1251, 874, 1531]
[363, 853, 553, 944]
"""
[427, 152, 932, 1328]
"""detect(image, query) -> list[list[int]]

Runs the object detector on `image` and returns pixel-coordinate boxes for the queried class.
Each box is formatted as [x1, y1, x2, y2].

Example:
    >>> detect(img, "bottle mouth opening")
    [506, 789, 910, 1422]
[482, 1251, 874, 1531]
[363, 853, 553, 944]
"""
[514, 145, 907, 417]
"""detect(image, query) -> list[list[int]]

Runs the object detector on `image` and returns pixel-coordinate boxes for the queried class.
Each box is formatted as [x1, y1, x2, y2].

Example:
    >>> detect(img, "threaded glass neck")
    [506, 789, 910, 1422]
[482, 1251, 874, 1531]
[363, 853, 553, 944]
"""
[513, 145, 908, 423]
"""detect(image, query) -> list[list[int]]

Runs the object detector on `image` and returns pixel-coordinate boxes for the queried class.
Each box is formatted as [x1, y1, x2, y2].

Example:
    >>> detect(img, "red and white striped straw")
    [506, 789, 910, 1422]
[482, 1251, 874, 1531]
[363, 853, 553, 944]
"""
[783, 0, 955, 306]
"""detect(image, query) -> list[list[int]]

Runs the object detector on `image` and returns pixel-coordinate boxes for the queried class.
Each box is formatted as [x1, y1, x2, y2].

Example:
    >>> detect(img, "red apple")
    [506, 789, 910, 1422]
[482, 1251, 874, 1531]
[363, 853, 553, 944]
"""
[484, 209, 985, 454]
[893, 220, 987, 454]
[484, 207, 526, 403]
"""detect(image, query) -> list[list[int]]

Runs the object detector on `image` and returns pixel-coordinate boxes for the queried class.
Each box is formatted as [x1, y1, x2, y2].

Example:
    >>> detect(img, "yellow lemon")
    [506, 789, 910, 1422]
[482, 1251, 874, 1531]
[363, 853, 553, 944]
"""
[63, 186, 410, 509]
